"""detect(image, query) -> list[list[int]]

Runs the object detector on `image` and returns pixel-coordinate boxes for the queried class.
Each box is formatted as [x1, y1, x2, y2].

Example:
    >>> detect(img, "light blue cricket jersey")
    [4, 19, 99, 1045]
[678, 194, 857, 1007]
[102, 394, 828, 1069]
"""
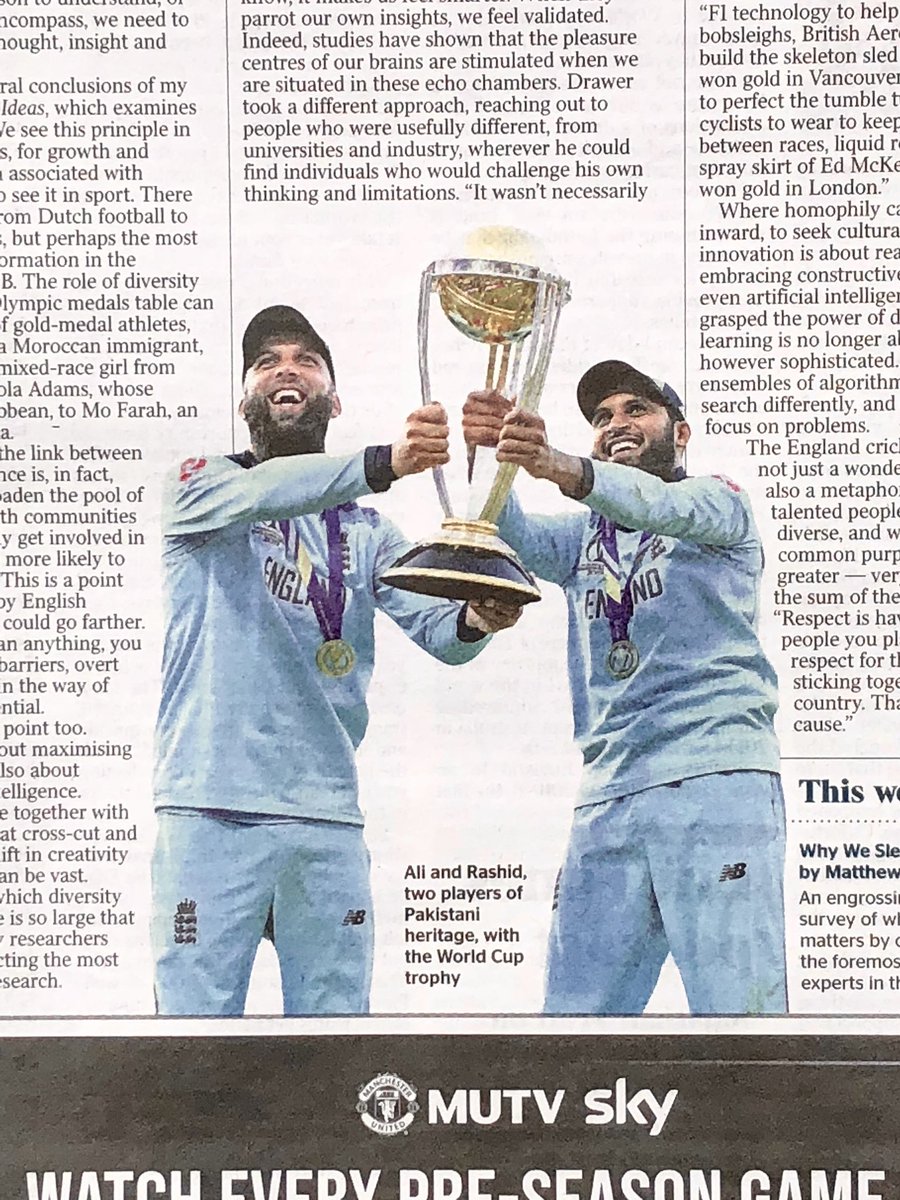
[500, 462, 780, 806]
[154, 450, 484, 824]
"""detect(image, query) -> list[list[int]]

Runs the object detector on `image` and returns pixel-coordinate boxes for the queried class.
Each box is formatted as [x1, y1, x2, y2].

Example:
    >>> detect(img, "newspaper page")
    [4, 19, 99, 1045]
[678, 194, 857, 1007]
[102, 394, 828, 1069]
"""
[7, 0, 900, 1192]
[0, 0, 899, 1028]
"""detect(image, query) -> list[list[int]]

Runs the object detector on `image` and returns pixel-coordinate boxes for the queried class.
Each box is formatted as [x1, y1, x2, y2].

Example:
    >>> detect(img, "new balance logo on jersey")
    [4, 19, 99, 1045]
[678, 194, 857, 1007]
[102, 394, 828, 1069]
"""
[174, 898, 197, 944]
[719, 863, 747, 882]
[342, 909, 367, 926]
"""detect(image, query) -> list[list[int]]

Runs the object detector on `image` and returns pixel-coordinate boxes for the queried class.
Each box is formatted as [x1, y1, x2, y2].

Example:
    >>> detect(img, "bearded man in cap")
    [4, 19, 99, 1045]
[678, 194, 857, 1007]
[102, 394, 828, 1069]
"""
[151, 305, 520, 1016]
[463, 362, 785, 1015]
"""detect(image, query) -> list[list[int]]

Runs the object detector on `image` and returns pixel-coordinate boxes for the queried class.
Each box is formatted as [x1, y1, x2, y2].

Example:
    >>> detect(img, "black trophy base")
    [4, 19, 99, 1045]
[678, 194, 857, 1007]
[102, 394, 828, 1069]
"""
[382, 538, 541, 606]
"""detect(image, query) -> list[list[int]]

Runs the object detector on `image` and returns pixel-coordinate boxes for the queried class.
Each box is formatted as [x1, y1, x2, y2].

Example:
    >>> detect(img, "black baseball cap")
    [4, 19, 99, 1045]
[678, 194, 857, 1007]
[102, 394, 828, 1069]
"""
[241, 305, 335, 383]
[577, 360, 684, 424]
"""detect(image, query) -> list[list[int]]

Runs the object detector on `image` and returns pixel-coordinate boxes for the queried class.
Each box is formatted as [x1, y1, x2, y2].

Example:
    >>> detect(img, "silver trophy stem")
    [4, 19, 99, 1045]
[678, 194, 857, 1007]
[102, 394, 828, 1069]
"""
[418, 266, 454, 519]
[479, 276, 566, 526]
[466, 337, 522, 520]
[507, 340, 525, 398]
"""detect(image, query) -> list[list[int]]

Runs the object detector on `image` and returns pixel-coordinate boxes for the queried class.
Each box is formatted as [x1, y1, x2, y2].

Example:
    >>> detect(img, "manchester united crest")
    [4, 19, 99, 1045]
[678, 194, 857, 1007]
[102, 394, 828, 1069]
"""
[356, 1073, 418, 1136]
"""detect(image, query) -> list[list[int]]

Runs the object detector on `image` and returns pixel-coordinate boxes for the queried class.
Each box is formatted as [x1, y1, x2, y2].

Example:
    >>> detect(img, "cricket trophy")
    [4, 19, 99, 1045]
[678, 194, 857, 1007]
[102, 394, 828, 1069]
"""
[382, 226, 571, 605]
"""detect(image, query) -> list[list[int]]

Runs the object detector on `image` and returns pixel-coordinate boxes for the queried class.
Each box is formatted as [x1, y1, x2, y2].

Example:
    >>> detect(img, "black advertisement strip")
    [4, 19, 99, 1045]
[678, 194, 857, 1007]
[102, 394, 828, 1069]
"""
[2, 1036, 899, 1199]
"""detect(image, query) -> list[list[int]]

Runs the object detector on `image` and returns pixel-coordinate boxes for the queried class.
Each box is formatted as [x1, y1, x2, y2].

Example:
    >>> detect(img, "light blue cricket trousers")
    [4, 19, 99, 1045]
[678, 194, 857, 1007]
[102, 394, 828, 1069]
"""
[151, 809, 373, 1016]
[545, 771, 787, 1015]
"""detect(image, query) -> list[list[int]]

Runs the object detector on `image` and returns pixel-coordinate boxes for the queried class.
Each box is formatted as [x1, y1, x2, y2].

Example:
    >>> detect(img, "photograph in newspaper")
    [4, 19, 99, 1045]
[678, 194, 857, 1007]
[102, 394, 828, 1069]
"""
[0, 0, 899, 1017]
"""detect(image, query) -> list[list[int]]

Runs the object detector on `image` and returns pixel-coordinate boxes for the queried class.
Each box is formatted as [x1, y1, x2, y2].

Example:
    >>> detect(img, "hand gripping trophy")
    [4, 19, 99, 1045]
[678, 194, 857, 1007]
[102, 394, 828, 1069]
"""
[382, 226, 571, 605]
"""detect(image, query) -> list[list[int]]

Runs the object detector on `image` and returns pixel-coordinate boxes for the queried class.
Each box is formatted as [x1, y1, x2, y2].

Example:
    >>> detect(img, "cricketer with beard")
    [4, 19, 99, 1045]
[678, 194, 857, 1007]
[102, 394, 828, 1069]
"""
[463, 361, 785, 1016]
[150, 305, 520, 1017]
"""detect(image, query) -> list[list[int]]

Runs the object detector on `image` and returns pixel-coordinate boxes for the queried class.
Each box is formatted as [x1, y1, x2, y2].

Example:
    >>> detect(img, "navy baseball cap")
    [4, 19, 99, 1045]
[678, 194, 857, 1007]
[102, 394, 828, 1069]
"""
[242, 305, 335, 383]
[577, 360, 684, 424]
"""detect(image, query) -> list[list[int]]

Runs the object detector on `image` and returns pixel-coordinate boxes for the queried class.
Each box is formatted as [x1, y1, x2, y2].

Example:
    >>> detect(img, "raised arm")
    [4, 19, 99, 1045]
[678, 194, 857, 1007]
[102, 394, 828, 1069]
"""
[164, 404, 456, 538]
[494, 408, 752, 548]
[163, 452, 372, 537]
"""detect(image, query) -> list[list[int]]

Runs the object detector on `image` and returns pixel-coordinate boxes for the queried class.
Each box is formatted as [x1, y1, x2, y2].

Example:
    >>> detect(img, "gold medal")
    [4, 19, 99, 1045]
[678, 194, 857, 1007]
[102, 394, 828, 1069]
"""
[316, 638, 356, 678]
[606, 639, 639, 680]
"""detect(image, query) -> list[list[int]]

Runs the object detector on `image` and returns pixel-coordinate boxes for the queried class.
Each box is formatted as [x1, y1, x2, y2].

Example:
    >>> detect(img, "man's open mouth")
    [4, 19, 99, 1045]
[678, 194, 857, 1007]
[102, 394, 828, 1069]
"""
[270, 388, 307, 410]
[605, 434, 641, 460]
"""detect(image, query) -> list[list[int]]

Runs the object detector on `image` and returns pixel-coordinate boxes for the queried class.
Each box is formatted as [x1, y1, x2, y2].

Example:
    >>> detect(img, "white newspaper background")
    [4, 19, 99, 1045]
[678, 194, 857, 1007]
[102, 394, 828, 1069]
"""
[0, 0, 898, 1021]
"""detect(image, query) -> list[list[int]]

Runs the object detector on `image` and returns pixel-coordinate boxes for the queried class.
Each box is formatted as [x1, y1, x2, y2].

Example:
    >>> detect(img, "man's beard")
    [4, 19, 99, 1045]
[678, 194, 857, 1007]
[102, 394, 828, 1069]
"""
[631, 430, 678, 480]
[242, 385, 335, 460]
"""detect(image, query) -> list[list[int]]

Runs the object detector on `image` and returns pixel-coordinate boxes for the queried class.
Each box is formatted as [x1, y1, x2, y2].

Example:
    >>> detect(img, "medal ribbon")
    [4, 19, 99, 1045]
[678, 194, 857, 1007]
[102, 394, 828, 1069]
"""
[598, 519, 653, 643]
[280, 508, 345, 642]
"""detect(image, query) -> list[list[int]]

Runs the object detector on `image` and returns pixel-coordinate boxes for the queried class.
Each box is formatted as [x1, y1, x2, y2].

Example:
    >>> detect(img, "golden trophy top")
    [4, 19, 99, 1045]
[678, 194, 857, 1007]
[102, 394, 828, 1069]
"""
[430, 226, 569, 346]
[436, 274, 539, 345]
